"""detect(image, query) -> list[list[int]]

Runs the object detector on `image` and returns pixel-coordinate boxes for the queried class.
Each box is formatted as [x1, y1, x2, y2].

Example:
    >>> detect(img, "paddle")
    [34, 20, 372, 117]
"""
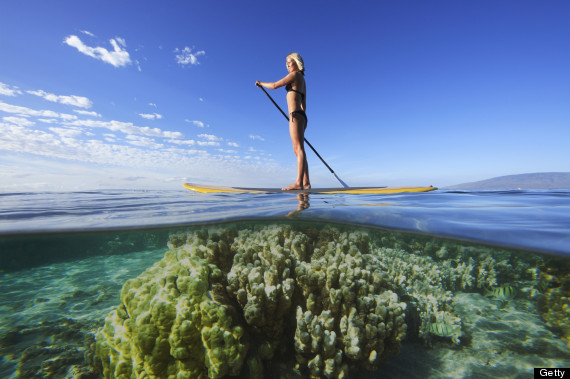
[257, 86, 349, 188]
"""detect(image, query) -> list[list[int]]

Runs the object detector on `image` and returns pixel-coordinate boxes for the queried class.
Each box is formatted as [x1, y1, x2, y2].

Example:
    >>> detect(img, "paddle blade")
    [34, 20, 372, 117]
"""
[334, 173, 349, 188]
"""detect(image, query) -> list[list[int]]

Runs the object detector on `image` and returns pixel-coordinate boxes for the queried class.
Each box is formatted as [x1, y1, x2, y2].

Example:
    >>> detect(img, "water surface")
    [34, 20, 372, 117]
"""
[0, 189, 568, 378]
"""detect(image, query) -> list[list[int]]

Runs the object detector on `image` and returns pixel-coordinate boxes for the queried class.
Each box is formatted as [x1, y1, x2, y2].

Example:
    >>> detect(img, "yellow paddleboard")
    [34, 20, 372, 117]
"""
[183, 183, 437, 194]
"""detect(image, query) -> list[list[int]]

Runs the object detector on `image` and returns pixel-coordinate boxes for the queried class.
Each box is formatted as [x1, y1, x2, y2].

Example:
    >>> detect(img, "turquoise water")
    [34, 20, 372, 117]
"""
[0, 189, 568, 378]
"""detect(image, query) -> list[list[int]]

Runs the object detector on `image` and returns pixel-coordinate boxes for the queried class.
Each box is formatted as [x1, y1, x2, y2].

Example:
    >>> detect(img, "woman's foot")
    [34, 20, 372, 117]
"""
[282, 182, 303, 191]
[303, 182, 311, 189]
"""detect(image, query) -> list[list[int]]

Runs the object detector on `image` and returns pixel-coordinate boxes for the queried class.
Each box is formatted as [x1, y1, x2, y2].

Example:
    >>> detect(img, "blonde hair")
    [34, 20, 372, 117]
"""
[287, 52, 305, 73]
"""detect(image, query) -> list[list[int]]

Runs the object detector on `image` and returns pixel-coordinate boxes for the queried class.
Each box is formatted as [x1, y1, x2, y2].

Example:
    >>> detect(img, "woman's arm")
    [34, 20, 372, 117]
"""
[256, 72, 296, 89]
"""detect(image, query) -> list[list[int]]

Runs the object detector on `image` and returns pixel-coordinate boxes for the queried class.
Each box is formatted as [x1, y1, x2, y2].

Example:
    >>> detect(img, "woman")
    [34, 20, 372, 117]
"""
[256, 53, 310, 190]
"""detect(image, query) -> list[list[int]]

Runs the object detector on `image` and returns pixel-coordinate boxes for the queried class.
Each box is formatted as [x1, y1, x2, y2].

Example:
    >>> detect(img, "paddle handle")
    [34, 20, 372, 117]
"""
[258, 86, 348, 187]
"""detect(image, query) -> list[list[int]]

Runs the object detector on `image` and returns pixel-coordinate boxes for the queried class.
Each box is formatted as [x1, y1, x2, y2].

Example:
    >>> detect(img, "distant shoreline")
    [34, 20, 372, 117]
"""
[444, 172, 570, 190]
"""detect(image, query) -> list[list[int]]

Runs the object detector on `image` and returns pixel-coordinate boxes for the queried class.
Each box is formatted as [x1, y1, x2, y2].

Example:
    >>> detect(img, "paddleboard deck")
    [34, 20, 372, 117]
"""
[183, 183, 437, 194]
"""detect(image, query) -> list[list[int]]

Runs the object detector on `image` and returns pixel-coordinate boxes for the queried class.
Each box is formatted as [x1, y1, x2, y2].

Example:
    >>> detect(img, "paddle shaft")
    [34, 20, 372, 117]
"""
[258, 86, 349, 188]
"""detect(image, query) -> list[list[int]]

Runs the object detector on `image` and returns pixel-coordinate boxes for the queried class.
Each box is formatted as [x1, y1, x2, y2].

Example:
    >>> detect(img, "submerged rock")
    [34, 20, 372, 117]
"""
[0, 318, 97, 379]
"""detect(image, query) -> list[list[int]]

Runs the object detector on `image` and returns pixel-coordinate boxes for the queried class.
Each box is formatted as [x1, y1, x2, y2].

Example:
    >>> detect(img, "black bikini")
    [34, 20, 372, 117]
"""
[286, 84, 305, 101]
[286, 82, 307, 124]
[291, 109, 307, 123]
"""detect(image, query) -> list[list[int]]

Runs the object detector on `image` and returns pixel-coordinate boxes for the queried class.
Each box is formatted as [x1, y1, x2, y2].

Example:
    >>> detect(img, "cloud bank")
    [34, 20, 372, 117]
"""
[0, 82, 282, 190]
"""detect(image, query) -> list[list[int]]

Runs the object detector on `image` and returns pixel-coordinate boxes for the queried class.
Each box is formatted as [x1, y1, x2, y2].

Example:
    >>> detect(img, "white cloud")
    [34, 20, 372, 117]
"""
[126, 135, 164, 149]
[74, 109, 101, 117]
[174, 46, 205, 66]
[0, 82, 22, 97]
[64, 35, 131, 68]
[139, 113, 163, 120]
[186, 119, 206, 128]
[81, 30, 95, 37]
[218, 148, 238, 154]
[249, 134, 265, 141]
[0, 91, 287, 191]
[3, 116, 35, 127]
[115, 37, 127, 48]
[169, 139, 196, 146]
[37, 118, 60, 124]
[65, 118, 183, 139]
[49, 127, 83, 138]
[59, 113, 78, 121]
[27, 89, 93, 109]
[0, 123, 182, 169]
[197, 141, 220, 147]
[148, 103, 157, 108]
[0, 101, 77, 120]
[172, 136, 219, 147]
[0, 101, 185, 141]
[104, 133, 116, 143]
[198, 133, 221, 141]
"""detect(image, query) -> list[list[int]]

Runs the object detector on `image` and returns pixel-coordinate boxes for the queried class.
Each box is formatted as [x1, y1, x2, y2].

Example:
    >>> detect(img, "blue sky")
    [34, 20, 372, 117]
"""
[1, 0, 568, 191]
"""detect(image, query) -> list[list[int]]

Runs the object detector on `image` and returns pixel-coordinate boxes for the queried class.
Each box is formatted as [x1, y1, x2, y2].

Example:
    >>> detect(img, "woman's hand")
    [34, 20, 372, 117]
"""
[255, 81, 262, 87]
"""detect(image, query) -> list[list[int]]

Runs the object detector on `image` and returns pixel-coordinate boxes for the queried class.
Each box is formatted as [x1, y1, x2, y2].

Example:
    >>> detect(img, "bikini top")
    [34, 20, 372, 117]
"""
[286, 84, 305, 101]
[285, 72, 305, 101]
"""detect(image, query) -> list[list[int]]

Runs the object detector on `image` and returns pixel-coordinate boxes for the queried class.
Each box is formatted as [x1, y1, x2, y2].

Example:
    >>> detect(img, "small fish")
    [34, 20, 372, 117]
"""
[429, 322, 460, 338]
[485, 286, 517, 301]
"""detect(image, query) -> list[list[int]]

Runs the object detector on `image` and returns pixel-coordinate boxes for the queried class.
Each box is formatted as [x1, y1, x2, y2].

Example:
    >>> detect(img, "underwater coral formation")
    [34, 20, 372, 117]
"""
[93, 248, 247, 378]
[292, 229, 407, 377]
[91, 223, 535, 378]
[530, 265, 570, 347]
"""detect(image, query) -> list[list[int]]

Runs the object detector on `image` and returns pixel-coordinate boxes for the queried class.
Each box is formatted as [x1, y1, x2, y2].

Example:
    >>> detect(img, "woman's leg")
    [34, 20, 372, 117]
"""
[302, 124, 310, 189]
[282, 115, 308, 190]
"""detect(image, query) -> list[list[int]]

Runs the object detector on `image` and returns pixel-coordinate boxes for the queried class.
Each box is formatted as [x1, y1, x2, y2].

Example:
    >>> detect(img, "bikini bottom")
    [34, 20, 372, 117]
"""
[290, 110, 308, 125]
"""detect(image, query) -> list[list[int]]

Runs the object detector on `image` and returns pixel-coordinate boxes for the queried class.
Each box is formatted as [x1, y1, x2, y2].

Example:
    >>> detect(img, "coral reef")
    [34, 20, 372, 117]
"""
[530, 264, 570, 347]
[226, 226, 300, 339]
[92, 245, 247, 378]
[91, 222, 560, 378]
[366, 291, 570, 379]
[376, 231, 536, 293]
[292, 229, 407, 377]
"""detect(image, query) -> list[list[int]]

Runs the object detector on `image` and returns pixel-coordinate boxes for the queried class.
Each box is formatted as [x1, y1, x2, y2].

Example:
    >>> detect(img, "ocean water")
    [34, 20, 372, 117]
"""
[0, 189, 568, 378]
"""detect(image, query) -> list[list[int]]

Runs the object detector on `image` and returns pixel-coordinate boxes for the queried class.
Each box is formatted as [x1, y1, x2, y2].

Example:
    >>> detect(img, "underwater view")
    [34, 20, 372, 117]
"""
[2, 0, 569, 377]
[0, 190, 569, 378]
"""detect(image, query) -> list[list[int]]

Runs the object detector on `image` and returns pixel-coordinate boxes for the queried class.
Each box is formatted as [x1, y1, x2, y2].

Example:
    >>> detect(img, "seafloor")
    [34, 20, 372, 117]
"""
[0, 221, 568, 378]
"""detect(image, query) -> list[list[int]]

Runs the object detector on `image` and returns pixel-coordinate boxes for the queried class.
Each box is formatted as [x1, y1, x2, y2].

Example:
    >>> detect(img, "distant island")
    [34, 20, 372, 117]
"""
[444, 172, 570, 190]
